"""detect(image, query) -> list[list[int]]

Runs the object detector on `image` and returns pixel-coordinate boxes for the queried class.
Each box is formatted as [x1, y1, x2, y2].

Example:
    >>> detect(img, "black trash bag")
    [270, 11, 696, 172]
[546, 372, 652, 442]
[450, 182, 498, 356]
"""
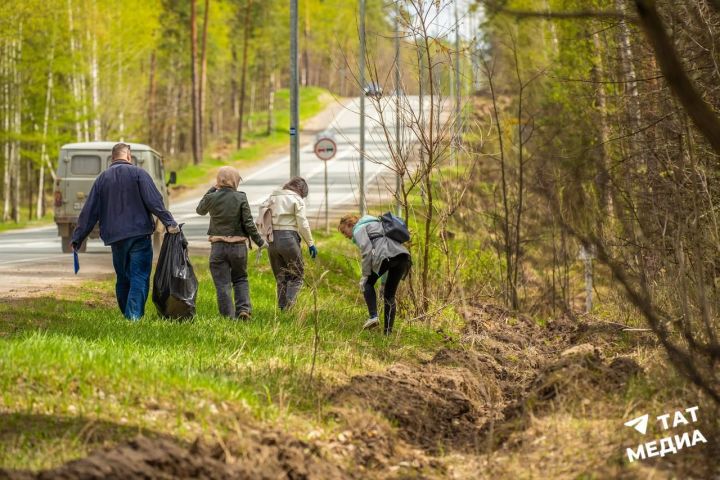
[152, 227, 198, 320]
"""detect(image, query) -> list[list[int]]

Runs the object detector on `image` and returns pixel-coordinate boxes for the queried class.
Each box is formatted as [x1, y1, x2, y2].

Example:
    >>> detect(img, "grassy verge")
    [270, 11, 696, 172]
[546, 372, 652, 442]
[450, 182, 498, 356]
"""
[0, 211, 53, 234]
[169, 87, 332, 190]
[0, 232, 448, 470]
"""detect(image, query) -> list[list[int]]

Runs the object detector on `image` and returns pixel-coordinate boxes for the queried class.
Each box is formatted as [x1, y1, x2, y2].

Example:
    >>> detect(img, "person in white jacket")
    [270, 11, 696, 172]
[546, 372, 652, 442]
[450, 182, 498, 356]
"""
[265, 177, 317, 310]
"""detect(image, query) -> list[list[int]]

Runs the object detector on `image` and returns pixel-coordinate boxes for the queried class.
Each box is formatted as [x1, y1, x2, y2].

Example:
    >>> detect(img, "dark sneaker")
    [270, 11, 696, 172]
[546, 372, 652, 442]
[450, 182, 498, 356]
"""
[362, 316, 379, 330]
[236, 311, 251, 321]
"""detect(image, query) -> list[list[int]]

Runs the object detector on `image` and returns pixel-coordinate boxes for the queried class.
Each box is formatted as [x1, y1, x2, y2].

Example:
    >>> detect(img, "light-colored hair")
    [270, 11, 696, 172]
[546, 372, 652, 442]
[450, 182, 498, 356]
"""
[338, 214, 360, 236]
[283, 177, 309, 198]
[216, 166, 241, 190]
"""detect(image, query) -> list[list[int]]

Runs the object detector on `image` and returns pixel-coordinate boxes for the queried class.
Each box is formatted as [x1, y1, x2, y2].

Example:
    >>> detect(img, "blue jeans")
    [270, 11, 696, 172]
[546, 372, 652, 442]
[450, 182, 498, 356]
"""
[111, 235, 153, 320]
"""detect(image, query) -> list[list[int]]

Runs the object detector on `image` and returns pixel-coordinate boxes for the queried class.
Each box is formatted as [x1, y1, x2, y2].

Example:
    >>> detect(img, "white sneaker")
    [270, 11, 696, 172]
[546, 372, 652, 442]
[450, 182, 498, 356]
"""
[362, 316, 379, 330]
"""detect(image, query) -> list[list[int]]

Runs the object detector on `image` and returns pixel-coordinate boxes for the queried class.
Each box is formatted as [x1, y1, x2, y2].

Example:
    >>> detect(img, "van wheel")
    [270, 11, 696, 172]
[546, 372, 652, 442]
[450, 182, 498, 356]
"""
[61, 236, 72, 253]
[61, 236, 87, 253]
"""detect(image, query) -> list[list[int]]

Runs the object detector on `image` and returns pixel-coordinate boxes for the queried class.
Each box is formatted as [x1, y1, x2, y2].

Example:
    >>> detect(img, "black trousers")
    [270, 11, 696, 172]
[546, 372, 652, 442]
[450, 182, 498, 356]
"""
[363, 253, 411, 335]
[209, 242, 250, 318]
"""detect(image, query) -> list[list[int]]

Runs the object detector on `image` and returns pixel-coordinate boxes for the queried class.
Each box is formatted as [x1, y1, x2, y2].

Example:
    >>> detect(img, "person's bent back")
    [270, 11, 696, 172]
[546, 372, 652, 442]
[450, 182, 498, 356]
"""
[71, 143, 178, 320]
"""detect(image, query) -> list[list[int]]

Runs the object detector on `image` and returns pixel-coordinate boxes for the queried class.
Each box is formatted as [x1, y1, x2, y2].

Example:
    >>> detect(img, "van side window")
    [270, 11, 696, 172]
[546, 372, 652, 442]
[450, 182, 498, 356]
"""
[71, 155, 102, 175]
[154, 154, 164, 178]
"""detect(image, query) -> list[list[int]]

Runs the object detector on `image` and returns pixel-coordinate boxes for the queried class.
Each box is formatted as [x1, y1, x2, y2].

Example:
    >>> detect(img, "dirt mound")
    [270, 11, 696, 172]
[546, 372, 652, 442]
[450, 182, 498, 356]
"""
[1, 433, 348, 480]
[460, 304, 577, 400]
[530, 349, 642, 403]
[321, 408, 445, 478]
[331, 303, 645, 458]
[330, 350, 503, 454]
[486, 348, 644, 447]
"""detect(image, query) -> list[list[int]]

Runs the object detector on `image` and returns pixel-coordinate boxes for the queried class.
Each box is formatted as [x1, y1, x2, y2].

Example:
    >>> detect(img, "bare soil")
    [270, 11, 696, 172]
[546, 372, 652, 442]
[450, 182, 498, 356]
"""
[0, 303, 654, 479]
[331, 303, 643, 456]
[0, 431, 348, 480]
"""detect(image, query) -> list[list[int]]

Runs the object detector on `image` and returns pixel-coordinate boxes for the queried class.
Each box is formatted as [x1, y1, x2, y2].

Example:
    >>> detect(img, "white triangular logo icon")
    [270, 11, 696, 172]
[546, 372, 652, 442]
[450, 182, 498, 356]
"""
[624, 414, 649, 435]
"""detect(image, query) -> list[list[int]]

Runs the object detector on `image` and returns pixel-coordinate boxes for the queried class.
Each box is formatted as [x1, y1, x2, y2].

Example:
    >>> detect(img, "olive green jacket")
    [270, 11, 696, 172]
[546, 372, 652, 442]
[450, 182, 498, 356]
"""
[196, 187, 264, 247]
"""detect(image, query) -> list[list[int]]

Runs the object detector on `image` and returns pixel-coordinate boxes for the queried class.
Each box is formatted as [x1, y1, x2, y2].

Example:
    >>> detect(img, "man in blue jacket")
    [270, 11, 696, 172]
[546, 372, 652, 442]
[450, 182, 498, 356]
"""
[71, 143, 179, 320]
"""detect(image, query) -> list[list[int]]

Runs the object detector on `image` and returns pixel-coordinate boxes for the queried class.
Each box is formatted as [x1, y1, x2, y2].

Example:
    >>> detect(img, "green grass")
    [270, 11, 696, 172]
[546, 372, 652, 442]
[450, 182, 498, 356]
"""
[0, 232, 448, 470]
[0, 211, 53, 233]
[170, 87, 332, 189]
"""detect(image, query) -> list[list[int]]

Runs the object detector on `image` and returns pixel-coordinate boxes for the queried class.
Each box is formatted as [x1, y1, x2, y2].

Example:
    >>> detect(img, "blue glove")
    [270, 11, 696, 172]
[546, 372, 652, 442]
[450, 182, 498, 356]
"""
[308, 245, 318, 259]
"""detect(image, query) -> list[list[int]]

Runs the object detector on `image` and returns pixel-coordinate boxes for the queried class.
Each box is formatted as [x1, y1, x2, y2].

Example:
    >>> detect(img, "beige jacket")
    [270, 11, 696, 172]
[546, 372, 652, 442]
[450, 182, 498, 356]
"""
[268, 189, 314, 246]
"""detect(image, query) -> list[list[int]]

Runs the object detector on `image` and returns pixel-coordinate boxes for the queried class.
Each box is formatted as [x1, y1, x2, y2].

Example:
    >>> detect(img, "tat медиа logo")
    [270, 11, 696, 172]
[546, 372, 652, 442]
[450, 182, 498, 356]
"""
[623, 406, 708, 462]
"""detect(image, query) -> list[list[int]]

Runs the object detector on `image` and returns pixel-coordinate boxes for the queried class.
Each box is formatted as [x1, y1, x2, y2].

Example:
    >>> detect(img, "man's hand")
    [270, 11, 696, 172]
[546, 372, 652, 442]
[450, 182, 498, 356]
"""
[308, 245, 318, 259]
[70, 241, 79, 253]
[359, 276, 367, 292]
[167, 225, 180, 234]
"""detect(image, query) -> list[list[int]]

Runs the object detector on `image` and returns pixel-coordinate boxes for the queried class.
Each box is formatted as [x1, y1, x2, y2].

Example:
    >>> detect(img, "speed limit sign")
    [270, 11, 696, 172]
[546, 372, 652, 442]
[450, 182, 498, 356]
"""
[314, 137, 337, 161]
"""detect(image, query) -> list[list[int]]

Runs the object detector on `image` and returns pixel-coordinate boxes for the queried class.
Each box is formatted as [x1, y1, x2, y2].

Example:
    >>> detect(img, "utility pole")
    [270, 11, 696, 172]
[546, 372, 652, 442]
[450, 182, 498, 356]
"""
[395, 2, 402, 217]
[359, 0, 366, 215]
[290, 0, 300, 177]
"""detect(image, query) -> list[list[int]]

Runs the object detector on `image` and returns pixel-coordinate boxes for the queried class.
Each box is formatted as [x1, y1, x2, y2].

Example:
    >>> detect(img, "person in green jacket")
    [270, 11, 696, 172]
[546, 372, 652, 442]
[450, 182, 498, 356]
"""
[196, 167, 265, 319]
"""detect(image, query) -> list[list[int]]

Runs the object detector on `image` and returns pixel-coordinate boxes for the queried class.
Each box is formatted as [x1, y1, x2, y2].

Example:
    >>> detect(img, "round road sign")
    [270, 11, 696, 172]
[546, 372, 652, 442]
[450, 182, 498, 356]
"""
[314, 137, 337, 161]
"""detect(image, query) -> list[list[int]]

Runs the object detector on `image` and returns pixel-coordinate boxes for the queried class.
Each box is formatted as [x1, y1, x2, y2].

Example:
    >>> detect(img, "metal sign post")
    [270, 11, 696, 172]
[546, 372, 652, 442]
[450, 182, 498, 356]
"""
[314, 134, 337, 233]
[359, 0, 366, 215]
[290, 0, 300, 177]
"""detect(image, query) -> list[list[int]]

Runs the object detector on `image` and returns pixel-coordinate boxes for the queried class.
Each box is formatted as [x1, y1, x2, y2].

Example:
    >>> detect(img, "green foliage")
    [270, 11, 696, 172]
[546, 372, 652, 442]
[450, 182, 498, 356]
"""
[0, 233, 445, 469]
[0, 0, 392, 225]
[169, 86, 331, 188]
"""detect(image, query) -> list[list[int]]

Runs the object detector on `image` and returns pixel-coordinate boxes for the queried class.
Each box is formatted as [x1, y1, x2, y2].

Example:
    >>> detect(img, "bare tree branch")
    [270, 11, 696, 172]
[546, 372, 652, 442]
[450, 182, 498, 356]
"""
[494, 7, 636, 23]
[633, 0, 720, 157]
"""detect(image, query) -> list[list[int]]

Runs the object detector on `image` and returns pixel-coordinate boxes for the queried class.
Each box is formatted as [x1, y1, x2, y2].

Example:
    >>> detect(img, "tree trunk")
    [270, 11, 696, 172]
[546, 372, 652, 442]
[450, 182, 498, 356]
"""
[421, 34, 435, 313]
[248, 80, 256, 131]
[483, 56, 512, 308]
[118, 55, 125, 141]
[12, 30, 23, 224]
[617, 0, 641, 129]
[27, 160, 32, 221]
[231, 45, 239, 125]
[38, 42, 56, 219]
[200, 0, 209, 151]
[237, 0, 252, 149]
[67, 0, 83, 141]
[147, 50, 157, 144]
[190, 0, 202, 164]
[267, 71, 275, 135]
[302, 5, 310, 86]
[2, 40, 11, 222]
[90, 2, 101, 142]
[511, 47, 525, 311]
[592, 31, 612, 221]
[170, 77, 181, 156]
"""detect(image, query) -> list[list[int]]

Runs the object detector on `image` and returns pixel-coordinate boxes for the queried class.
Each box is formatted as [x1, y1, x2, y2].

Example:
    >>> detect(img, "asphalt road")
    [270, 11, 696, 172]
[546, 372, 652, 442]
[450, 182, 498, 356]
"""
[0, 96, 423, 295]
